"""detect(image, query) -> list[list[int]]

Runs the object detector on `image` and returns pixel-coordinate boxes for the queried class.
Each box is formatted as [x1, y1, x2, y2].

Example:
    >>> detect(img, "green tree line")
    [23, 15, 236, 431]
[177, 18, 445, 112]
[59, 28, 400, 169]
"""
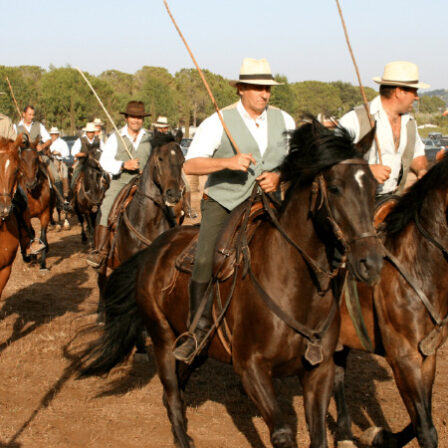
[1, 64, 444, 137]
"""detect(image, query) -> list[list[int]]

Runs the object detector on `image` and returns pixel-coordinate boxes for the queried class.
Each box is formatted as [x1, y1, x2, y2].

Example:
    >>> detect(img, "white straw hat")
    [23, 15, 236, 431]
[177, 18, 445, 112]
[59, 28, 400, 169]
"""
[93, 118, 104, 126]
[49, 126, 60, 134]
[229, 58, 283, 87]
[83, 122, 97, 133]
[373, 61, 429, 89]
[153, 116, 169, 128]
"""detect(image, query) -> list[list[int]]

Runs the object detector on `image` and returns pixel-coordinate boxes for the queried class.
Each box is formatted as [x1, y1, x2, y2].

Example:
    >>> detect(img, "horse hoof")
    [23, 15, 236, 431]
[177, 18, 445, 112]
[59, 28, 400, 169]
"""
[271, 427, 295, 448]
[360, 427, 395, 447]
[134, 352, 149, 363]
[63, 219, 71, 230]
[55, 224, 62, 232]
[39, 268, 49, 272]
[337, 441, 357, 448]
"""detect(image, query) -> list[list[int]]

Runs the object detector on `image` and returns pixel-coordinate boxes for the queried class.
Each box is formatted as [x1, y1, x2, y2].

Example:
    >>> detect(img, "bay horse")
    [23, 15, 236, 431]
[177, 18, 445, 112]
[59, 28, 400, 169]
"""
[0, 136, 23, 297]
[78, 120, 385, 448]
[72, 155, 110, 247]
[334, 153, 448, 448]
[19, 139, 54, 270]
[96, 132, 185, 305]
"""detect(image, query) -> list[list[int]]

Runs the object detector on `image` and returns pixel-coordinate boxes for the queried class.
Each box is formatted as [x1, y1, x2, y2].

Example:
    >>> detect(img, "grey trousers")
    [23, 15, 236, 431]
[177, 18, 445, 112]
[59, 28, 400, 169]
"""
[99, 177, 129, 227]
[192, 197, 230, 283]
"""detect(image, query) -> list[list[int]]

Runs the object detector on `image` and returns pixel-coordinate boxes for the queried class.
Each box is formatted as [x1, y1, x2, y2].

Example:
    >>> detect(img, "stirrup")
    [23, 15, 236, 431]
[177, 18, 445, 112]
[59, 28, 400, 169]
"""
[172, 331, 199, 365]
[26, 238, 46, 256]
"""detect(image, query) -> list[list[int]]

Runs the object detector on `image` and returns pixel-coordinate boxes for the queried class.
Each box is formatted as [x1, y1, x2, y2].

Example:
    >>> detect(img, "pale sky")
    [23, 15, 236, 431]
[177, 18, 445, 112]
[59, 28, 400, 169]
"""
[2, 0, 446, 90]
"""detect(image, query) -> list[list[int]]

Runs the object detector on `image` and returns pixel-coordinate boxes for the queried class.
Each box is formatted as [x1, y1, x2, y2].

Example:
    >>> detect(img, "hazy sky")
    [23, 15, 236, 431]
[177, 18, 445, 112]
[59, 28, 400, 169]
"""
[2, 0, 446, 90]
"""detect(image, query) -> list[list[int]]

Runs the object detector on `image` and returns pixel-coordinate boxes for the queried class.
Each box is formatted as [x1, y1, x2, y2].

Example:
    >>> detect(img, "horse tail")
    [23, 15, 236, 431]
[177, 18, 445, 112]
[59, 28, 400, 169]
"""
[78, 252, 143, 378]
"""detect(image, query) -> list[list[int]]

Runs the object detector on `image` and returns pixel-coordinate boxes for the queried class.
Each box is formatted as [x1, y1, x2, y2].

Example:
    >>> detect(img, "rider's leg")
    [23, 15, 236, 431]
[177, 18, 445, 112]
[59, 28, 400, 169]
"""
[173, 197, 230, 363]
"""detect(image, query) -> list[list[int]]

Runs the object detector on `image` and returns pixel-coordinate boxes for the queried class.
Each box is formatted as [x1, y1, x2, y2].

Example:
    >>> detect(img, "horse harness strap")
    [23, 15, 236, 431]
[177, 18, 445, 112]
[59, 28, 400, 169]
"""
[122, 210, 153, 247]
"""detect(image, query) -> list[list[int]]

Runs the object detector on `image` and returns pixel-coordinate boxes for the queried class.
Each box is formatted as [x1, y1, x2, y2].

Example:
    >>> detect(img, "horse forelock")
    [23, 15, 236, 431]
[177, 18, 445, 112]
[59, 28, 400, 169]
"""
[280, 118, 361, 185]
[385, 154, 448, 236]
[150, 132, 176, 149]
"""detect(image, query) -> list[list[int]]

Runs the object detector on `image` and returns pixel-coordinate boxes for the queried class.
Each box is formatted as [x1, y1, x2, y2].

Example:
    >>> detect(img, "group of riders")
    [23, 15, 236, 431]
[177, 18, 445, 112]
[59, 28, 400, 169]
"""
[1, 57, 431, 365]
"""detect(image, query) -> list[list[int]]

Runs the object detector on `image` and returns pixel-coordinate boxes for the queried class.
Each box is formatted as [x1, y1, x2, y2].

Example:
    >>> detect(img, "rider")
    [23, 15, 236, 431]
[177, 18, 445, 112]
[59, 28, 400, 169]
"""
[93, 117, 107, 143]
[71, 122, 104, 191]
[1, 111, 45, 255]
[49, 127, 70, 202]
[173, 57, 295, 362]
[86, 101, 152, 268]
[339, 61, 429, 198]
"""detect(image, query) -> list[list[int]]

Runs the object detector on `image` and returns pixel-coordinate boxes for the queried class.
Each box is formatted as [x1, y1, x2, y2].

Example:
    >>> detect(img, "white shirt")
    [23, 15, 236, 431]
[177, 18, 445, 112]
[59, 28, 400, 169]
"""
[99, 125, 149, 175]
[15, 120, 51, 142]
[50, 137, 70, 160]
[71, 135, 104, 157]
[339, 96, 425, 195]
[186, 101, 295, 160]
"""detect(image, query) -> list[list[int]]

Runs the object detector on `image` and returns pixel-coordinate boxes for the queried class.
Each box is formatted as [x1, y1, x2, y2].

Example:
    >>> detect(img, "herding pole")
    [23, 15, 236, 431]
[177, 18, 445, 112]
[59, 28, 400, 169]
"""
[75, 67, 134, 160]
[5, 77, 24, 121]
[335, 0, 383, 164]
[163, 0, 242, 155]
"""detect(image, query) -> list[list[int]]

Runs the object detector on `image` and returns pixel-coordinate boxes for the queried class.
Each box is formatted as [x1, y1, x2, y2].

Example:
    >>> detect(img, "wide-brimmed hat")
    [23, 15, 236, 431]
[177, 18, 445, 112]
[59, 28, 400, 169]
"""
[93, 117, 104, 126]
[83, 122, 97, 133]
[153, 116, 169, 128]
[373, 61, 430, 89]
[49, 126, 60, 134]
[229, 58, 283, 87]
[119, 101, 151, 117]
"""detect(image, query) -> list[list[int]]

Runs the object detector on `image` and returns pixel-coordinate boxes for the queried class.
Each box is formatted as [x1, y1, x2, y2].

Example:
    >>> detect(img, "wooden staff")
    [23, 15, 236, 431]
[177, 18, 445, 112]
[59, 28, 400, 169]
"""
[75, 67, 134, 160]
[335, 0, 383, 164]
[163, 0, 242, 155]
[5, 76, 24, 122]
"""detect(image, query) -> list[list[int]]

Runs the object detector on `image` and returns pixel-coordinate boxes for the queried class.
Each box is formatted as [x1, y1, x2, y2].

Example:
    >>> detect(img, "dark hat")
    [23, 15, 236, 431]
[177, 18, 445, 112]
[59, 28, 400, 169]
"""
[120, 101, 151, 117]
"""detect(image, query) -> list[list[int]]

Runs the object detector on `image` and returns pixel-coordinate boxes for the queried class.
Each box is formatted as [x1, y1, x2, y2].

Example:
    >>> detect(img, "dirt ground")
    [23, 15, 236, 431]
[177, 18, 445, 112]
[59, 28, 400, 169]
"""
[0, 187, 447, 448]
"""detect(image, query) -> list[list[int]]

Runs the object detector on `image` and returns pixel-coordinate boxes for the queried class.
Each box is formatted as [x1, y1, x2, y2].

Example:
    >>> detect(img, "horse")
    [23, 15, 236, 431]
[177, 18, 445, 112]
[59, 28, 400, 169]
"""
[96, 131, 185, 305]
[334, 154, 448, 448]
[0, 136, 24, 297]
[78, 120, 385, 448]
[72, 155, 109, 248]
[19, 139, 54, 270]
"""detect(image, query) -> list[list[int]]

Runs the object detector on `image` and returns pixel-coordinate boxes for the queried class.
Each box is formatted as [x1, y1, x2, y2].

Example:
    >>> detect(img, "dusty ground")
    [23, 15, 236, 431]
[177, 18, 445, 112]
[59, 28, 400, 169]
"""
[0, 186, 447, 448]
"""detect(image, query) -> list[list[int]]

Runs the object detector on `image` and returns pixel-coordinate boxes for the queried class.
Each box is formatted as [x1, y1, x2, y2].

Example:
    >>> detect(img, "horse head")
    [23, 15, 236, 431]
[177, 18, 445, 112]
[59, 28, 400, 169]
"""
[82, 155, 110, 210]
[0, 135, 22, 219]
[19, 135, 40, 191]
[282, 118, 383, 285]
[145, 132, 185, 206]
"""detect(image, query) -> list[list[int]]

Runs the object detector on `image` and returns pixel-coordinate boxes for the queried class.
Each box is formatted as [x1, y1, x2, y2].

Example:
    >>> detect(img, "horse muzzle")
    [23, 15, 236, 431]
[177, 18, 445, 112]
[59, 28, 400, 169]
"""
[163, 189, 182, 207]
[346, 238, 384, 285]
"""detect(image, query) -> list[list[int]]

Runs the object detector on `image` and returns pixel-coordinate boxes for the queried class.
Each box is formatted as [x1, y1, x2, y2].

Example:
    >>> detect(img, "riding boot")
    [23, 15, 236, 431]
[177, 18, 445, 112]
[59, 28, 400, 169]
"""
[173, 280, 214, 363]
[12, 186, 45, 256]
[86, 225, 110, 268]
[61, 177, 70, 201]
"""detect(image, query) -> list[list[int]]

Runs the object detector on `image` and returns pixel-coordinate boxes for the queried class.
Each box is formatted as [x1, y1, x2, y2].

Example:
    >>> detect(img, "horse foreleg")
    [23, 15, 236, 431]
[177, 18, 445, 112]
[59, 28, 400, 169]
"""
[39, 212, 50, 270]
[385, 354, 438, 448]
[0, 265, 13, 299]
[238, 359, 296, 448]
[77, 211, 87, 242]
[333, 347, 356, 447]
[301, 359, 335, 448]
[151, 327, 195, 448]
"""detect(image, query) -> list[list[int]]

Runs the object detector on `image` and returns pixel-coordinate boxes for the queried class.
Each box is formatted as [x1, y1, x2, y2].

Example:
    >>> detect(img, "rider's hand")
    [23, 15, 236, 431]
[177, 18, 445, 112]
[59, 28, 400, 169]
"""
[123, 159, 140, 171]
[226, 153, 256, 172]
[369, 164, 391, 184]
[256, 171, 280, 193]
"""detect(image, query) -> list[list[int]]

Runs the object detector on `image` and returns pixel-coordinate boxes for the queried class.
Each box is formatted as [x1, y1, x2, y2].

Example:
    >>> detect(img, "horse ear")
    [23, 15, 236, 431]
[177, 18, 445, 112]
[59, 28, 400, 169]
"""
[355, 123, 376, 155]
[14, 133, 23, 150]
[174, 129, 183, 144]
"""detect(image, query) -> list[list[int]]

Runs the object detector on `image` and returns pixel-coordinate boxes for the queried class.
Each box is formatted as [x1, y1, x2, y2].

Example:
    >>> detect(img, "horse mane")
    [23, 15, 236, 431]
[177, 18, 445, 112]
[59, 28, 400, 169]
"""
[384, 153, 448, 235]
[280, 118, 362, 185]
[0, 137, 16, 151]
[150, 132, 175, 149]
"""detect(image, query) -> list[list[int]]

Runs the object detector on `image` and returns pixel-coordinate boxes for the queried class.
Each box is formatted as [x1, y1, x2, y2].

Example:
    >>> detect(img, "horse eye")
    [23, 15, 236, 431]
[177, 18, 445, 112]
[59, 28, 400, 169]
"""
[158, 156, 163, 162]
[328, 185, 341, 194]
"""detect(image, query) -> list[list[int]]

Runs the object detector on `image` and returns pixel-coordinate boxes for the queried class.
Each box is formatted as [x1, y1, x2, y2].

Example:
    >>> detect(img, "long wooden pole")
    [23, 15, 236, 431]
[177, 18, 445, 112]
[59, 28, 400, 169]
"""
[335, 0, 383, 164]
[75, 67, 134, 160]
[163, 0, 241, 155]
[5, 77, 23, 121]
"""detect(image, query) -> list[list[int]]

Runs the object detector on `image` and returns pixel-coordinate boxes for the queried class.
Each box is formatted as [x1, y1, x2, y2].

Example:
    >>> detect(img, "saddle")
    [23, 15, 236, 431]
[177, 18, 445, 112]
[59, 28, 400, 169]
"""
[107, 176, 140, 230]
[175, 195, 276, 281]
[373, 195, 400, 229]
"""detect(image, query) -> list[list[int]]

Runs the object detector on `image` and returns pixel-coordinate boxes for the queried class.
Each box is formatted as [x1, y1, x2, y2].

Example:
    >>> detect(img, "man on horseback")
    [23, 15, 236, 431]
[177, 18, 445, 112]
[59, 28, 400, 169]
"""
[86, 101, 152, 268]
[339, 61, 429, 198]
[1, 111, 45, 255]
[173, 57, 295, 362]
[49, 127, 70, 202]
[71, 122, 105, 192]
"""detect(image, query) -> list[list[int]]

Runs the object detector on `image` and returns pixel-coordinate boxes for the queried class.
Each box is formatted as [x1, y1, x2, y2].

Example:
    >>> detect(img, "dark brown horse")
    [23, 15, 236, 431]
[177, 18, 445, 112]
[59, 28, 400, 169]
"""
[334, 153, 448, 448]
[72, 155, 110, 247]
[78, 121, 384, 448]
[96, 132, 185, 305]
[19, 140, 54, 270]
[0, 136, 23, 297]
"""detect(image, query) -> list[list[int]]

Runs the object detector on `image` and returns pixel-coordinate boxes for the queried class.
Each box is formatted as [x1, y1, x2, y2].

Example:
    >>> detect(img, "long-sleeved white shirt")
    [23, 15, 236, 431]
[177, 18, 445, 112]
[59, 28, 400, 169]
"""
[186, 101, 295, 160]
[15, 120, 51, 142]
[99, 125, 149, 175]
[50, 137, 70, 160]
[339, 96, 425, 195]
[71, 135, 104, 157]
